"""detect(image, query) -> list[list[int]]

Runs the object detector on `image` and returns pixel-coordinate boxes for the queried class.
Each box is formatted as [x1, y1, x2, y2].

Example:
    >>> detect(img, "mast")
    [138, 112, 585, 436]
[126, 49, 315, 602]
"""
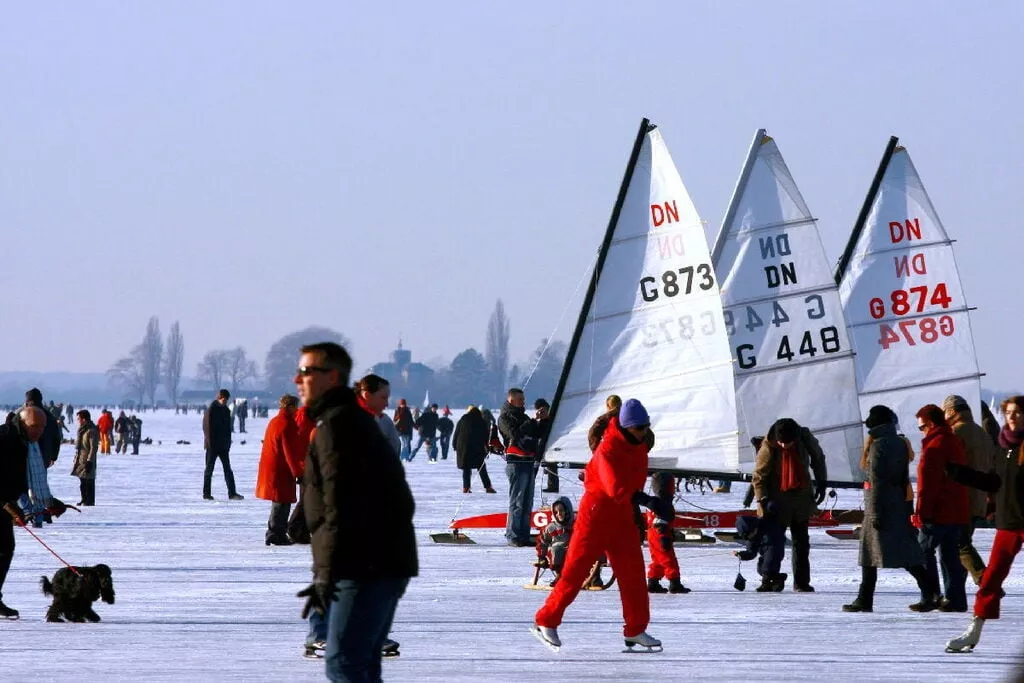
[834, 136, 899, 284]
[711, 128, 765, 267]
[542, 117, 653, 456]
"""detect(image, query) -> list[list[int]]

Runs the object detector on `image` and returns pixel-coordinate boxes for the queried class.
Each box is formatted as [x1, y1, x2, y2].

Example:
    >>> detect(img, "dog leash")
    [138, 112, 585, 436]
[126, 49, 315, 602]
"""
[18, 523, 82, 577]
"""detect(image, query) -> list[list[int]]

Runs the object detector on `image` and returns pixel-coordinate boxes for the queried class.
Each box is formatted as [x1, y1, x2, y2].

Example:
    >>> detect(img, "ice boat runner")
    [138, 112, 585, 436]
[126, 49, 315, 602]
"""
[835, 137, 983, 451]
[711, 129, 865, 486]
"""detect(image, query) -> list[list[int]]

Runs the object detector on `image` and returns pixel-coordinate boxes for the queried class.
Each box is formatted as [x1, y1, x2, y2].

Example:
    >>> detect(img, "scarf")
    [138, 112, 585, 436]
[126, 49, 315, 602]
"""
[779, 445, 809, 492]
[997, 424, 1024, 450]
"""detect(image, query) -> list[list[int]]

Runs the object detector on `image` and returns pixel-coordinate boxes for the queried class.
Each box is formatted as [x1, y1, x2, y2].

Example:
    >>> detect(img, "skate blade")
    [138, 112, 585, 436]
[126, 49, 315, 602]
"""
[530, 626, 560, 652]
[945, 645, 975, 654]
[622, 643, 663, 653]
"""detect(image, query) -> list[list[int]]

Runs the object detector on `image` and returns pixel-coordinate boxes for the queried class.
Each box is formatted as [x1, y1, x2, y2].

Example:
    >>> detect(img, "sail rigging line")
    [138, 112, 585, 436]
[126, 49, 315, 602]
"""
[521, 259, 594, 391]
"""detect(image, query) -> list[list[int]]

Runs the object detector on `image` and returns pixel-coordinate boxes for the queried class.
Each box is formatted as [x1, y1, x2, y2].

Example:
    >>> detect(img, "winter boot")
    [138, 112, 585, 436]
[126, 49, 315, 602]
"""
[303, 639, 326, 659]
[909, 594, 941, 612]
[0, 601, 19, 620]
[841, 596, 873, 613]
[647, 578, 668, 594]
[667, 578, 691, 594]
[755, 575, 774, 592]
[946, 617, 984, 653]
[624, 631, 662, 651]
[771, 573, 788, 592]
[381, 638, 400, 657]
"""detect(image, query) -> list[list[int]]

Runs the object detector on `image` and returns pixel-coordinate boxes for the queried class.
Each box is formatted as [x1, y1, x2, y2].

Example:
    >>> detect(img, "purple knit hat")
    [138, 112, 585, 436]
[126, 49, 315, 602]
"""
[619, 399, 649, 428]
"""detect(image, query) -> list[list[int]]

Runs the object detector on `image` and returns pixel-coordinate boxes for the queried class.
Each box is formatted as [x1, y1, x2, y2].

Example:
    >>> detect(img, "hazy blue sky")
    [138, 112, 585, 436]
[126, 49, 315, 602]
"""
[3, 2, 1022, 388]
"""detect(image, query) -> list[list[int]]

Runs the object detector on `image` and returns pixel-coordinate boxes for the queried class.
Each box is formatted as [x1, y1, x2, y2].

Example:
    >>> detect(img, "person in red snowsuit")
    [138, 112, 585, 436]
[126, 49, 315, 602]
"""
[645, 472, 690, 593]
[534, 399, 661, 649]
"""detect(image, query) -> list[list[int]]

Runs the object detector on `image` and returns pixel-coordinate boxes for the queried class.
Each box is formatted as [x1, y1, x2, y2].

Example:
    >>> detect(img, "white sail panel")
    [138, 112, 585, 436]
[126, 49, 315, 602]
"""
[838, 146, 982, 452]
[545, 127, 739, 473]
[712, 133, 864, 482]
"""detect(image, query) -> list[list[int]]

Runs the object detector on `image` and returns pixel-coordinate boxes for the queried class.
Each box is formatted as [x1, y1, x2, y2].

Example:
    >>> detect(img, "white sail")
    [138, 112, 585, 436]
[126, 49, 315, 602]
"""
[837, 142, 982, 452]
[544, 123, 739, 473]
[712, 131, 864, 483]
[423, 390, 431, 409]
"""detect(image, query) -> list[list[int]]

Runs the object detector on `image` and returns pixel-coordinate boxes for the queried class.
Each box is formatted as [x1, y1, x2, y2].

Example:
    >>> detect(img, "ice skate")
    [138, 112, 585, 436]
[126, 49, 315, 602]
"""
[0, 601, 19, 620]
[623, 631, 662, 653]
[945, 617, 984, 653]
[530, 625, 561, 652]
[303, 639, 326, 659]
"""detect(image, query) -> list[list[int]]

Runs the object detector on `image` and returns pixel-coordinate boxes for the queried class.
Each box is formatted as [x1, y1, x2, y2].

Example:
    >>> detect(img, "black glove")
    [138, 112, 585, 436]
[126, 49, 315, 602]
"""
[814, 482, 827, 505]
[297, 579, 333, 619]
[631, 491, 653, 508]
[647, 497, 674, 523]
[660, 532, 673, 552]
[871, 518, 883, 531]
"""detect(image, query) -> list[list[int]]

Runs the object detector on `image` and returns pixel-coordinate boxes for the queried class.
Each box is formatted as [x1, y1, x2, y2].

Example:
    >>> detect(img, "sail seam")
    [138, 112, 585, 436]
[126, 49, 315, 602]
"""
[847, 305, 971, 327]
[723, 282, 839, 308]
[859, 371, 982, 396]
[721, 216, 818, 240]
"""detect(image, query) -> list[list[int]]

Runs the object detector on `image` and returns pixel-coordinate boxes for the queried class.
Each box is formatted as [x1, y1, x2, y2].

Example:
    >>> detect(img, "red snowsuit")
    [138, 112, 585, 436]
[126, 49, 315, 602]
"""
[645, 474, 680, 581]
[535, 417, 650, 637]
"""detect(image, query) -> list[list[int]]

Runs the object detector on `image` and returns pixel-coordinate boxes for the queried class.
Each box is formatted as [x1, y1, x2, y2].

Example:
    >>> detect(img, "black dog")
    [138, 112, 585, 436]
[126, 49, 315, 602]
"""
[40, 564, 116, 623]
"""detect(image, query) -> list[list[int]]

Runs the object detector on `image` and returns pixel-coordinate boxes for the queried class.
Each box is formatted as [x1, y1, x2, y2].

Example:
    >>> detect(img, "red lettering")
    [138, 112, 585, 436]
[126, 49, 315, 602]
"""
[888, 218, 922, 244]
[650, 200, 679, 227]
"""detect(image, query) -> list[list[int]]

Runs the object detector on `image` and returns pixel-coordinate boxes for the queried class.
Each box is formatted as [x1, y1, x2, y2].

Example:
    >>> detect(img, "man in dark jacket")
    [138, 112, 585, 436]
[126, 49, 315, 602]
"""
[499, 388, 541, 546]
[203, 390, 242, 500]
[0, 407, 46, 619]
[392, 399, 414, 461]
[411, 404, 440, 462]
[24, 389, 60, 468]
[437, 407, 454, 461]
[296, 342, 416, 682]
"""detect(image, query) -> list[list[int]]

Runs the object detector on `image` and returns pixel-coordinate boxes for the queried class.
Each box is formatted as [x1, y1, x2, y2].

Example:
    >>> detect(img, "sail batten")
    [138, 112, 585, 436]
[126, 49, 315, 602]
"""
[837, 140, 982, 452]
[543, 122, 739, 473]
[713, 130, 865, 482]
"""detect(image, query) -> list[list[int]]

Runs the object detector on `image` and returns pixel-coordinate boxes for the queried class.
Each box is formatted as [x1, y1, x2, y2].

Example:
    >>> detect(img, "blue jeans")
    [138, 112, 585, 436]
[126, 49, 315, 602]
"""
[505, 461, 537, 543]
[325, 577, 408, 683]
[398, 435, 411, 461]
[408, 435, 424, 461]
[919, 523, 968, 609]
[716, 480, 732, 492]
[439, 434, 451, 460]
[306, 609, 327, 646]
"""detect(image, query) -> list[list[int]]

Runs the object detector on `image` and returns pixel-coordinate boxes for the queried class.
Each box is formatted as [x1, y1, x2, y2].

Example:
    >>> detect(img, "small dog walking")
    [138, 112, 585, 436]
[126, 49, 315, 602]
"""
[40, 564, 116, 622]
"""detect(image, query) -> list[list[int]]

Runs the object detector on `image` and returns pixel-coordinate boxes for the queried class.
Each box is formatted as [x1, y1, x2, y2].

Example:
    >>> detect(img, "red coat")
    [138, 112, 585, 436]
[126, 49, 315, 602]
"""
[97, 412, 113, 435]
[255, 409, 307, 503]
[294, 407, 314, 478]
[916, 425, 970, 525]
[582, 418, 650, 515]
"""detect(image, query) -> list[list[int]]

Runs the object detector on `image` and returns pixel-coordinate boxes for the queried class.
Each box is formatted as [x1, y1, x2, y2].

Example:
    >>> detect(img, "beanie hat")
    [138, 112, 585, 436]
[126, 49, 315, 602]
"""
[25, 387, 43, 406]
[534, 398, 550, 411]
[619, 398, 649, 429]
[942, 395, 969, 414]
[864, 405, 896, 430]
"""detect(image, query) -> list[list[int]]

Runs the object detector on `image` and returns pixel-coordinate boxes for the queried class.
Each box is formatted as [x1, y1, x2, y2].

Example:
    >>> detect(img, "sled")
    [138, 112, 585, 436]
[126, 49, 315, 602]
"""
[525, 559, 616, 591]
[826, 527, 861, 540]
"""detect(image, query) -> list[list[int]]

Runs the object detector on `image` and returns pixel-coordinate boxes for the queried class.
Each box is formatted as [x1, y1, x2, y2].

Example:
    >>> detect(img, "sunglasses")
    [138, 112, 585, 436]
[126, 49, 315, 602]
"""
[296, 365, 332, 377]
[917, 424, 928, 432]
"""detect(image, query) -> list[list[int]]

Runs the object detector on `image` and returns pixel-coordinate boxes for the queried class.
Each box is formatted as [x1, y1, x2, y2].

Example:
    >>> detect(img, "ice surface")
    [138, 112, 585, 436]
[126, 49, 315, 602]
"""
[3, 410, 1023, 681]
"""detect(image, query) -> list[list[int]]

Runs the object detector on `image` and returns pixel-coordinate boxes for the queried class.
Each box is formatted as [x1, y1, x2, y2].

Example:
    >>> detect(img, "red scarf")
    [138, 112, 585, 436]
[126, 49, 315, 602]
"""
[779, 445, 808, 491]
[356, 395, 377, 417]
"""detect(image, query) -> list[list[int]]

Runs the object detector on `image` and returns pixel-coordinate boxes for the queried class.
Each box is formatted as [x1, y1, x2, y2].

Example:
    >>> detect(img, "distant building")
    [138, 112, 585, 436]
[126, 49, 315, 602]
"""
[369, 339, 435, 403]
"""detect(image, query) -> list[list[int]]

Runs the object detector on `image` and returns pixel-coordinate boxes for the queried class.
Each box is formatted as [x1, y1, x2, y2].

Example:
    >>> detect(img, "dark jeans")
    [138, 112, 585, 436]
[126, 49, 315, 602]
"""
[266, 502, 291, 543]
[439, 434, 451, 460]
[78, 479, 96, 506]
[505, 461, 536, 543]
[543, 463, 559, 492]
[325, 577, 408, 683]
[203, 450, 237, 497]
[782, 518, 811, 587]
[0, 514, 12, 600]
[920, 523, 968, 610]
[858, 563, 936, 603]
[756, 520, 786, 577]
[461, 464, 492, 491]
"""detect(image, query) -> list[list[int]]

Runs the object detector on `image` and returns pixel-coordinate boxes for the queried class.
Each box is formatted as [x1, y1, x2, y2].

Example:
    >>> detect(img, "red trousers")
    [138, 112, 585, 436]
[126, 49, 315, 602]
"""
[974, 528, 1024, 620]
[535, 497, 649, 637]
[646, 524, 680, 581]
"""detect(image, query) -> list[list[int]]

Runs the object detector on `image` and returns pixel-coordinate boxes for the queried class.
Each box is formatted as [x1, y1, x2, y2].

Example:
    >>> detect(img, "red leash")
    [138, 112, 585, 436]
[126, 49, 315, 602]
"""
[18, 523, 82, 577]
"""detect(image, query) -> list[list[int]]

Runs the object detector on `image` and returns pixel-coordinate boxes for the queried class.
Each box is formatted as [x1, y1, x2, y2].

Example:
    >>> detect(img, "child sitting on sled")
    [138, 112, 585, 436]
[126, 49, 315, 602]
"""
[733, 501, 787, 592]
[536, 497, 574, 587]
[644, 472, 690, 594]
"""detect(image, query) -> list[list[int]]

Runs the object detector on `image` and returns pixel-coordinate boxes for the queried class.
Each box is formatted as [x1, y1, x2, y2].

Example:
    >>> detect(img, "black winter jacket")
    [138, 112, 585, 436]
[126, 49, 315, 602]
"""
[0, 421, 29, 508]
[303, 386, 418, 581]
[203, 401, 232, 453]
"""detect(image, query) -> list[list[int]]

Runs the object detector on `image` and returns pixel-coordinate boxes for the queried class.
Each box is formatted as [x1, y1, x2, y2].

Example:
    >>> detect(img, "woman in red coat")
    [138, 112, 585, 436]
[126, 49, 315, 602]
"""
[533, 399, 662, 651]
[255, 395, 306, 546]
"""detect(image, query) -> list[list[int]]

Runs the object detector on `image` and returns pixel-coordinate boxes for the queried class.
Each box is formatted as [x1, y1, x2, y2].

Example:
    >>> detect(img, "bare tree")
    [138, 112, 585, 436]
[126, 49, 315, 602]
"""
[107, 345, 146, 406]
[196, 350, 230, 390]
[163, 321, 185, 405]
[225, 347, 259, 394]
[141, 316, 163, 406]
[264, 326, 350, 395]
[485, 299, 511, 405]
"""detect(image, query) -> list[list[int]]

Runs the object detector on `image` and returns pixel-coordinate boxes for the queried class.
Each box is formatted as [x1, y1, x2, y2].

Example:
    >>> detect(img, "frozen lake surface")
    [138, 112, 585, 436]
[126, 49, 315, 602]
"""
[4, 410, 1024, 681]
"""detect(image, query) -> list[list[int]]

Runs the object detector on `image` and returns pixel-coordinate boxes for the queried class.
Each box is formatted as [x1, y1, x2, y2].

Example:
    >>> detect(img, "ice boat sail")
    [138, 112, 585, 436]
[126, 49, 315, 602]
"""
[541, 119, 739, 475]
[711, 130, 864, 485]
[836, 137, 982, 451]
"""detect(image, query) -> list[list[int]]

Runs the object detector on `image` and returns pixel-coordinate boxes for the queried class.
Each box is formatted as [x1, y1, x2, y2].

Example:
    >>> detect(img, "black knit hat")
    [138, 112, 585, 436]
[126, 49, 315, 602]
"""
[864, 405, 896, 429]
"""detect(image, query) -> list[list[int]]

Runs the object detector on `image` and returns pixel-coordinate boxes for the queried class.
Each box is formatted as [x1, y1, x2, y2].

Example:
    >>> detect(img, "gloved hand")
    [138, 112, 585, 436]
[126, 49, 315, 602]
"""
[814, 482, 828, 506]
[631, 491, 653, 508]
[660, 532, 673, 552]
[297, 579, 333, 619]
[3, 502, 26, 527]
[647, 497, 675, 523]
[871, 518, 883, 531]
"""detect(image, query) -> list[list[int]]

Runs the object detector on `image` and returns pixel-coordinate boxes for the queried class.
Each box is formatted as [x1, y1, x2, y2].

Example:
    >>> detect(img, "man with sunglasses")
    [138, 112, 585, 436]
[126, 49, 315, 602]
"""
[202, 389, 243, 501]
[295, 342, 416, 682]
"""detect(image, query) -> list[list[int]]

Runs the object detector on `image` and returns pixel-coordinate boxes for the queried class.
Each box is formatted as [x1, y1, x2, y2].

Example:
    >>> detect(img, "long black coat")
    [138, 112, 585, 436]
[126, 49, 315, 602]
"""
[304, 386, 417, 581]
[0, 421, 28, 508]
[203, 401, 232, 453]
[859, 423, 924, 568]
[454, 410, 488, 470]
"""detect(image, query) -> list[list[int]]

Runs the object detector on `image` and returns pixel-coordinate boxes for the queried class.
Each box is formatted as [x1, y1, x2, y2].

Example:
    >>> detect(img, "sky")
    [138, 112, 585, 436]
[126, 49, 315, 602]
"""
[2, 2, 1022, 388]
